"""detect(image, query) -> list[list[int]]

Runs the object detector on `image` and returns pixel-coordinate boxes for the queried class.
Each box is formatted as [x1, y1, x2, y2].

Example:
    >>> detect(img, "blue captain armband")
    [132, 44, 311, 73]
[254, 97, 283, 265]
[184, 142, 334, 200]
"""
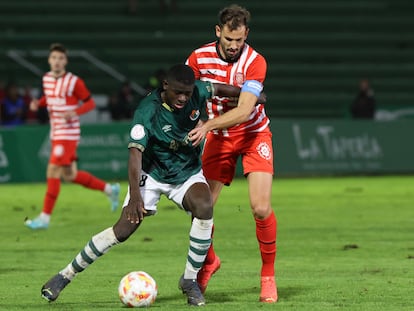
[241, 80, 263, 97]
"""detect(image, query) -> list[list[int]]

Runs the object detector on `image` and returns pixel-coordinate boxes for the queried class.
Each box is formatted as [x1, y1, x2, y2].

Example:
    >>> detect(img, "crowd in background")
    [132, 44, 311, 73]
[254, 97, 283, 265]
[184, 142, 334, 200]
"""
[105, 68, 166, 121]
[0, 68, 167, 127]
[0, 71, 375, 127]
[0, 80, 48, 127]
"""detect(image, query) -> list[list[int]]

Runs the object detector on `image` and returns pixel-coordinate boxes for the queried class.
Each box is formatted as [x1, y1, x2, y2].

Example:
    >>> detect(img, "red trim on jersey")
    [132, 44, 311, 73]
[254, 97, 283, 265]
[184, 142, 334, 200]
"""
[75, 97, 95, 115]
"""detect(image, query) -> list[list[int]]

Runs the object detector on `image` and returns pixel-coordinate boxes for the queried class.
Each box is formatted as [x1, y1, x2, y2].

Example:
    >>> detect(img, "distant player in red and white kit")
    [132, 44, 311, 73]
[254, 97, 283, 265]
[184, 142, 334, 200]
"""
[25, 43, 120, 230]
[186, 5, 278, 303]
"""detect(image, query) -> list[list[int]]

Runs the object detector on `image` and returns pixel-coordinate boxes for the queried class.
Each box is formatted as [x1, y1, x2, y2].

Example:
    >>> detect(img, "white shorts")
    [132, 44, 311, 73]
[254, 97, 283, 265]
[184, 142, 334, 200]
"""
[122, 170, 208, 213]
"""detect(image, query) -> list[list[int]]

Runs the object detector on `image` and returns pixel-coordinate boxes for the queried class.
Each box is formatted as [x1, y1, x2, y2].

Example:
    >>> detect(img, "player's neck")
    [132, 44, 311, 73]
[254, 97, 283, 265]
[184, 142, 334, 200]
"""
[51, 70, 66, 79]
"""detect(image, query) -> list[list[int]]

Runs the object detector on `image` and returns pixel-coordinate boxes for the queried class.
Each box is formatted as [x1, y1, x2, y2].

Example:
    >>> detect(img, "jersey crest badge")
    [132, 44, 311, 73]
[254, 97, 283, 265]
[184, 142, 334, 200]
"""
[235, 72, 245, 87]
[189, 109, 200, 121]
[256, 142, 271, 160]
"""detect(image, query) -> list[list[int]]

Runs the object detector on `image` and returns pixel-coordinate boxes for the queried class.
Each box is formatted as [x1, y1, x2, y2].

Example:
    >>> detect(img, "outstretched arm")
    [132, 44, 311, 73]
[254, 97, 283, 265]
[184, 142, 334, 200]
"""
[213, 83, 266, 104]
[189, 80, 263, 146]
[212, 83, 241, 98]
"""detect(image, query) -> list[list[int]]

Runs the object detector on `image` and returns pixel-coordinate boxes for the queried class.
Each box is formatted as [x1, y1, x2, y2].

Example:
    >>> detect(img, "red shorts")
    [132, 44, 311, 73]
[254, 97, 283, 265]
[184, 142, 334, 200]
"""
[49, 140, 78, 166]
[202, 130, 274, 185]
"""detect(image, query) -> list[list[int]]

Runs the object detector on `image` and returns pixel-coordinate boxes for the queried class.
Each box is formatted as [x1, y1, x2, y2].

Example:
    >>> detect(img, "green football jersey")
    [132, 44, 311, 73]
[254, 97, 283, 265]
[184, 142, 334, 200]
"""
[128, 80, 213, 184]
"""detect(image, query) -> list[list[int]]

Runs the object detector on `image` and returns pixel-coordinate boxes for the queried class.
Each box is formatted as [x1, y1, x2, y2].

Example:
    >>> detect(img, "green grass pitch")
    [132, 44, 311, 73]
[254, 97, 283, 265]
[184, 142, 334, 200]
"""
[0, 176, 413, 310]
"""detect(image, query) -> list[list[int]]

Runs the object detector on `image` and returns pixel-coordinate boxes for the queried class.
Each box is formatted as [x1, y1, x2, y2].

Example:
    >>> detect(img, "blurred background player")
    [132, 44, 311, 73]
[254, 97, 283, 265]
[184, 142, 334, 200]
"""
[24, 43, 120, 230]
[186, 4, 278, 303]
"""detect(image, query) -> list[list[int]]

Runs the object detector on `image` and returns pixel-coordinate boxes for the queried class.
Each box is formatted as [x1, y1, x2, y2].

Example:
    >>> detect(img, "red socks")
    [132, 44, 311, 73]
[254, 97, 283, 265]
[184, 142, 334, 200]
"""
[201, 211, 277, 277]
[255, 210, 277, 277]
[73, 170, 105, 191]
[41, 171, 105, 216]
[43, 178, 61, 214]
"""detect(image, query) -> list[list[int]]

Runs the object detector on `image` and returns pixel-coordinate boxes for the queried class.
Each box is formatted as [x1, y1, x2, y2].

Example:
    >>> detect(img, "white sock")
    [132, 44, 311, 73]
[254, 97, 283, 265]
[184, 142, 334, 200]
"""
[60, 227, 119, 280]
[184, 218, 213, 280]
[60, 263, 77, 280]
[39, 212, 51, 223]
[104, 184, 112, 195]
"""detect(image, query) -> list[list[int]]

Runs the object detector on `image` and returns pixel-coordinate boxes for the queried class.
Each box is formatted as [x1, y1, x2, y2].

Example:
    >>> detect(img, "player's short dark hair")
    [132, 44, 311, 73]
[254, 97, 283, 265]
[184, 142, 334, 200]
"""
[167, 64, 195, 86]
[218, 4, 251, 31]
[49, 43, 67, 55]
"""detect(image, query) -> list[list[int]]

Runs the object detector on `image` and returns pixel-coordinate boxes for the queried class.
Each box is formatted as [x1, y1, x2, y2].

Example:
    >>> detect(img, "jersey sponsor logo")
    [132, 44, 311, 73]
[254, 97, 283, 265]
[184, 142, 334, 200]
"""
[256, 142, 271, 160]
[130, 124, 145, 140]
[162, 125, 172, 132]
[189, 110, 200, 121]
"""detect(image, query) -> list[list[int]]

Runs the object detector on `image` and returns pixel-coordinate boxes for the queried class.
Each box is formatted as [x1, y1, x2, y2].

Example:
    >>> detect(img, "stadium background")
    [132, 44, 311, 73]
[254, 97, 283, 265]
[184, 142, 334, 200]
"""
[1, 0, 414, 182]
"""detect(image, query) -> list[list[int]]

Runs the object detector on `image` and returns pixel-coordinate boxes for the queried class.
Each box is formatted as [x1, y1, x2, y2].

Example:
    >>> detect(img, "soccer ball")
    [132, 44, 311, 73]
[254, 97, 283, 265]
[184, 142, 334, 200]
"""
[118, 271, 158, 307]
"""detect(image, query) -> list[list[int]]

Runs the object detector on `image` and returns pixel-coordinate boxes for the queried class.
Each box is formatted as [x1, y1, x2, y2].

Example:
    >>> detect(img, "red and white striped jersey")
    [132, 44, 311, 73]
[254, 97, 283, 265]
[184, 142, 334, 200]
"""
[40, 72, 93, 141]
[186, 41, 270, 136]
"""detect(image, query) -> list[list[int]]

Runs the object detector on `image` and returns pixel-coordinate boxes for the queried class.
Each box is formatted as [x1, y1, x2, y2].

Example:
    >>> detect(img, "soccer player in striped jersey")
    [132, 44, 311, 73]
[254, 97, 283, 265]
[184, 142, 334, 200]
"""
[186, 4, 278, 303]
[24, 43, 120, 230]
[40, 64, 248, 306]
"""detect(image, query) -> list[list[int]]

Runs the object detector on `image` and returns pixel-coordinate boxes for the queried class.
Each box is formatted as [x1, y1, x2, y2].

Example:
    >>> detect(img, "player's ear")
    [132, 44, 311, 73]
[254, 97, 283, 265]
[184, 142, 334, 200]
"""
[244, 27, 249, 39]
[162, 80, 168, 91]
[215, 25, 221, 38]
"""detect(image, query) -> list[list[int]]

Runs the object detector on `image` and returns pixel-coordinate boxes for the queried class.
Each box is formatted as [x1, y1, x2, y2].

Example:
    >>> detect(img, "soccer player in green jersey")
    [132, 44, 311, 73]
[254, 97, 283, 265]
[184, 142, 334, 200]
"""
[39, 64, 248, 307]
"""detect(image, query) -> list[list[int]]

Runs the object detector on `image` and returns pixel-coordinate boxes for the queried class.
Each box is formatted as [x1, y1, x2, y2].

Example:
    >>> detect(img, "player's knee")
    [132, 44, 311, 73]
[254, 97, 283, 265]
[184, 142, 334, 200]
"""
[62, 171, 76, 182]
[193, 201, 213, 220]
[113, 222, 139, 242]
[62, 175, 73, 182]
[252, 204, 272, 219]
